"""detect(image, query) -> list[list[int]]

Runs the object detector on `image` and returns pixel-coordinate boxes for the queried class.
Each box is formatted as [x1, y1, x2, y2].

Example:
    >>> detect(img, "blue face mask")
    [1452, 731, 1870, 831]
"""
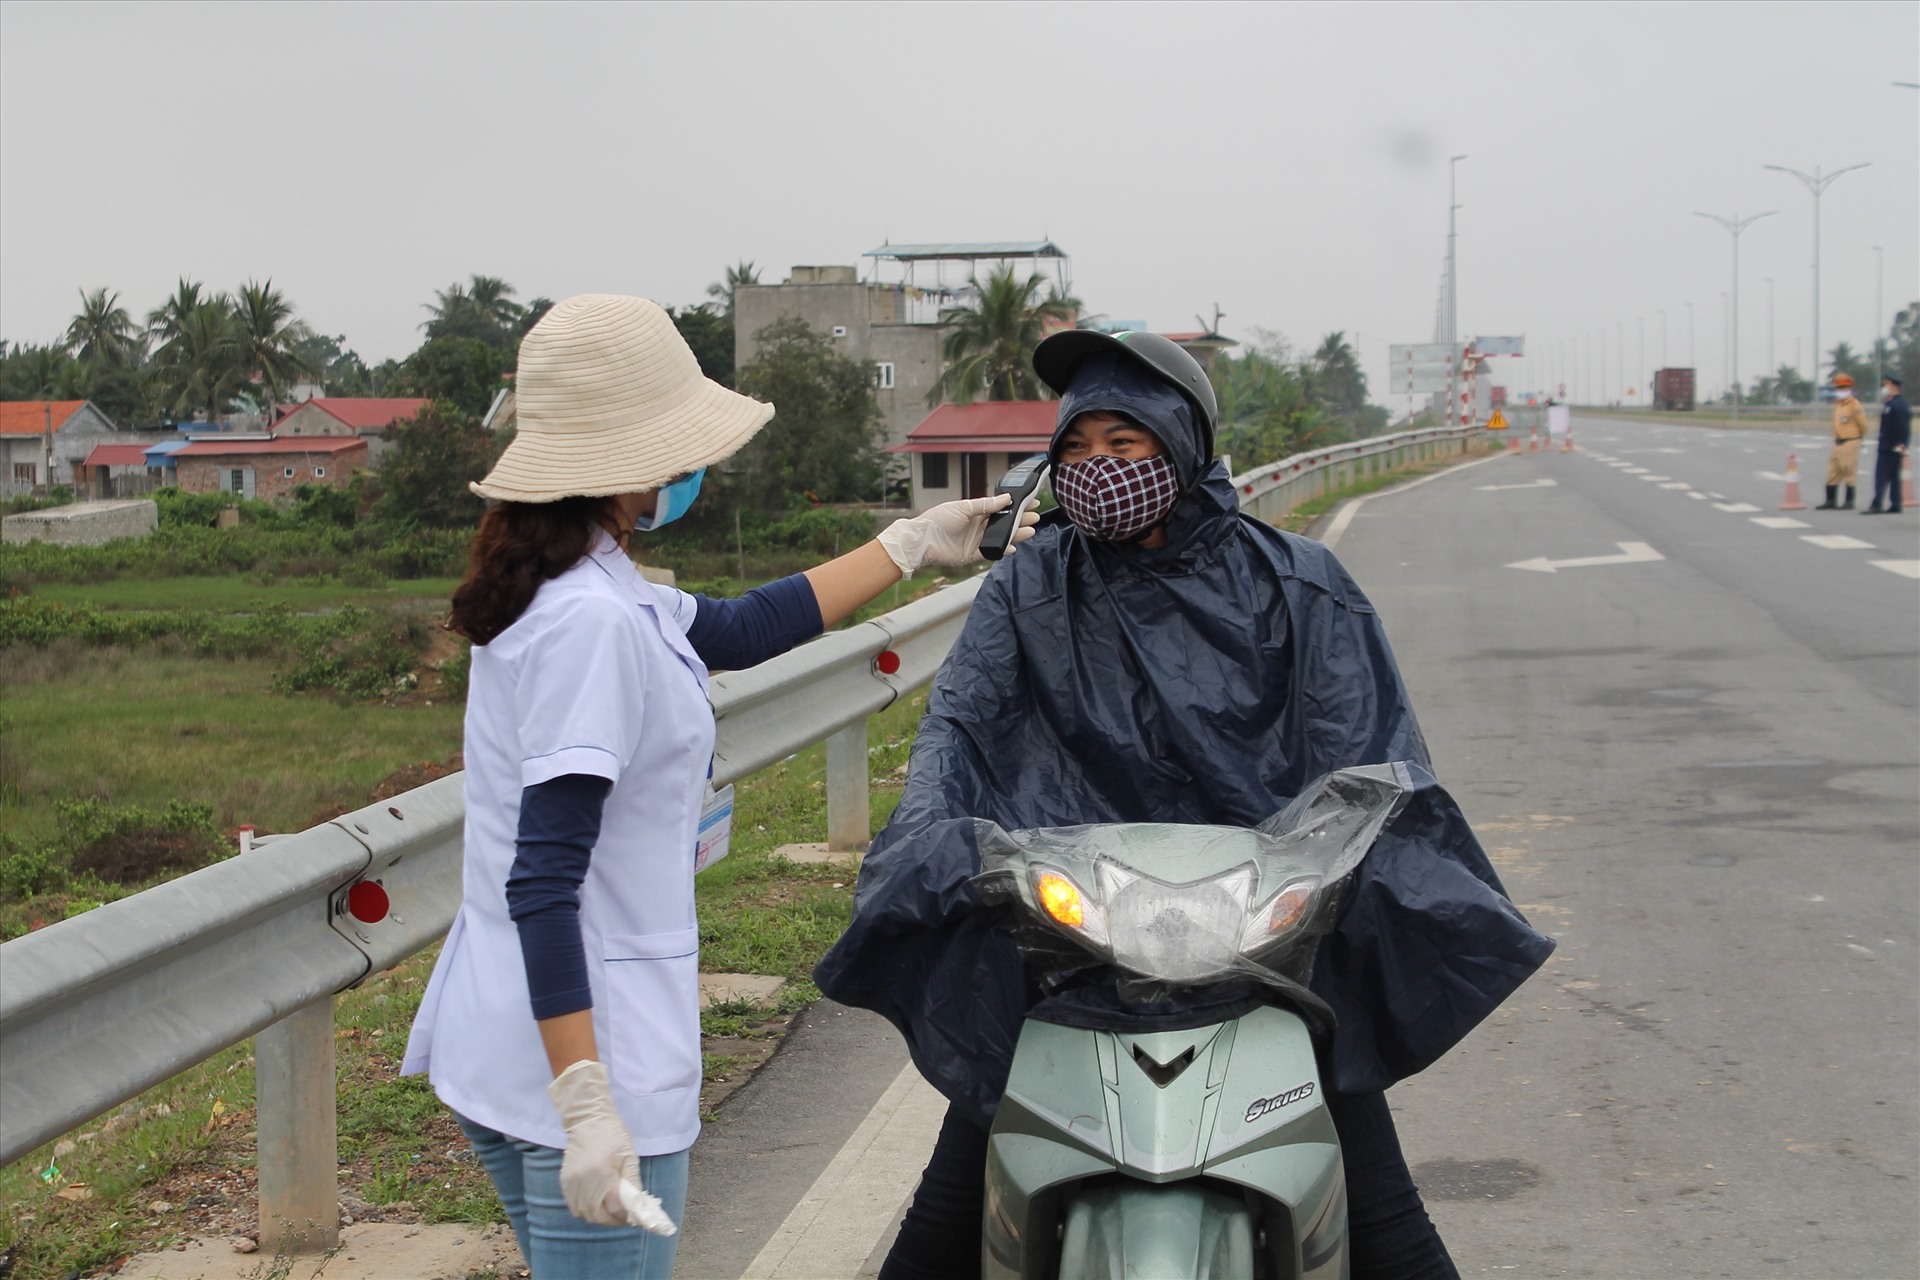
[635, 468, 705, 531]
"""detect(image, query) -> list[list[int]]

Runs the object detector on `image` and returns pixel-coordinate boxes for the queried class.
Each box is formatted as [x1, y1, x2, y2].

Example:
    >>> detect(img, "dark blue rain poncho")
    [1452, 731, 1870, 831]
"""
[815, 353, 1554, 1126]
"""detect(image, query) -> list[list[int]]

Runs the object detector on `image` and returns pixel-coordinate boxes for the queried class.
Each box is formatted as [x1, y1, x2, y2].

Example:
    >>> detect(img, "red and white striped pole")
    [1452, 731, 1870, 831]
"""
[1901, 451, 1914, 507]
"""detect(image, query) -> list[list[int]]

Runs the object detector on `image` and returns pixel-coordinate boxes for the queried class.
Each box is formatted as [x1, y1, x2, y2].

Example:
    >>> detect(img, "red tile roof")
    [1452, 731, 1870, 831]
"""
[887, 401, 1058, 454]
[285, 398, 429, 431]
[0, 400, 86, 436]
[82, 444, 152, 468]
[173, 437, 369, 457]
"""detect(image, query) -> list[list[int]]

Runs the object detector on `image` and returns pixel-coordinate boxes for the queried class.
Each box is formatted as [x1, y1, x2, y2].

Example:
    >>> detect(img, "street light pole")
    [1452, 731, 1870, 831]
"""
[1448, 154, 1467, 426]
[1687, 302, 1695, 368]
[1762, 161, 1870, 385]
[1695, 210, 1777, 421]
[1765, 276, 1775, 400]
[1873, 245, 1884, 392]
[1636, 317, 1645, 410]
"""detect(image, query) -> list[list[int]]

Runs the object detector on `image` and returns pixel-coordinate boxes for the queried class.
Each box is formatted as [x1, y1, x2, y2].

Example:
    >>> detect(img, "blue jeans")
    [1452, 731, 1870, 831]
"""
[455, 1112, 689, 1280]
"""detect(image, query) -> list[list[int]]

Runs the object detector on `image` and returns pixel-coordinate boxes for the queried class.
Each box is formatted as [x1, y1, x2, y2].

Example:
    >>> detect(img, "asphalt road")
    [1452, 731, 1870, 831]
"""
[679, 416, 1919, 1279]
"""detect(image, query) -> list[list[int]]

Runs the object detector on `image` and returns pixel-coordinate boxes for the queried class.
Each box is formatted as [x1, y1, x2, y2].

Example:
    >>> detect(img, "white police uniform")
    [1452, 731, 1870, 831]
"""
[402, 532, 713, 1155]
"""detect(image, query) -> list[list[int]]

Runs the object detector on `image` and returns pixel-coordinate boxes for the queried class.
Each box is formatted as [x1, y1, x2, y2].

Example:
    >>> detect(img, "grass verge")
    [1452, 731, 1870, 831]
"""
[0, 666, 930, 1279]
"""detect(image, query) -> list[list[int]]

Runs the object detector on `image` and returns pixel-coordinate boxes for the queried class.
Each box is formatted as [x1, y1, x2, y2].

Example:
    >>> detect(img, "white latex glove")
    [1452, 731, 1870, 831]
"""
[876, 493, 1041, 576]
[546, 1060, 678, 1236]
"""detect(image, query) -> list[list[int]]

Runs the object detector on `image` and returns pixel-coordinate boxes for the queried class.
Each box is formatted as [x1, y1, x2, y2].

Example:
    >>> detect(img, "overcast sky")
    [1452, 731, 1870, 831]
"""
[2, 1, 1914, 406]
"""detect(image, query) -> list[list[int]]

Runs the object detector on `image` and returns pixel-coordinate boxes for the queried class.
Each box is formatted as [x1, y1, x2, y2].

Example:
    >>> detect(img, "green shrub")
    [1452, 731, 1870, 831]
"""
[0, 843, 64, 898]
[273, 606, 435, 700]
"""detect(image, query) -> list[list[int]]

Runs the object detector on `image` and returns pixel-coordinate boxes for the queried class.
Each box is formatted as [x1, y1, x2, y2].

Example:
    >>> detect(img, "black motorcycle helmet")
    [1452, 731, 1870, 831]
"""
[1033, 329, 1220, 462]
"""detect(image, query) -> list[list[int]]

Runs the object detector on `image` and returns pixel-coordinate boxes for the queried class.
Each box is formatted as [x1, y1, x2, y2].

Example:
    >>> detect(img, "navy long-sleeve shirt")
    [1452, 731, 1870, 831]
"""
[505, 575, 822, 1019]
[1879, 394, 1911, 452]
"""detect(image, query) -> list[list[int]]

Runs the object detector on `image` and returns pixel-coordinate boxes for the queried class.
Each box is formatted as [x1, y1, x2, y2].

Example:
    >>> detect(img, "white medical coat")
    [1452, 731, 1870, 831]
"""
[402, 533, 714, 1154]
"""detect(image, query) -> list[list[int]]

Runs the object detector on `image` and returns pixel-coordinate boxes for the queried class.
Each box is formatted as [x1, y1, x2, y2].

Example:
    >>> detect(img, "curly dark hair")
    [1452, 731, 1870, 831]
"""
[446, 496, 627, 646]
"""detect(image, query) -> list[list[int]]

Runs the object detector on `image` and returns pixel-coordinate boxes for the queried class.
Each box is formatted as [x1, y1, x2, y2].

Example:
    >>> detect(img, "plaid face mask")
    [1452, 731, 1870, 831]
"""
[1051, 454, 1181, 541]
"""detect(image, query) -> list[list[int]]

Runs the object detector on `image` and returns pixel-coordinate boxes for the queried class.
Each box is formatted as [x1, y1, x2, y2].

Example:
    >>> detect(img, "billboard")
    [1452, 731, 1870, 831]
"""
[1389, 342, 1459, 394]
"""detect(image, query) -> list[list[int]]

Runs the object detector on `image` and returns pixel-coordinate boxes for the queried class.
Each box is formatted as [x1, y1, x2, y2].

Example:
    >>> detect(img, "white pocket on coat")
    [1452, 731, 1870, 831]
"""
[602, 928, 702, 1099]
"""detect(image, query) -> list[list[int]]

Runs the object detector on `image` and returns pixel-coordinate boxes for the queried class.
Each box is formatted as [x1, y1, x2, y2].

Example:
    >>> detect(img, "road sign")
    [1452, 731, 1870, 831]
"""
[1486, 409, 1509, 430]
[1389, 343, 1461, 394]
[1474, 335, 1526, 357]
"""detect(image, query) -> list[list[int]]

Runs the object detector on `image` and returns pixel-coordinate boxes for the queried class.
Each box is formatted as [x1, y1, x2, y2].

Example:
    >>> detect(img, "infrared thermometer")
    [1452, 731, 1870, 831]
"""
[978, 456, 1049, 561]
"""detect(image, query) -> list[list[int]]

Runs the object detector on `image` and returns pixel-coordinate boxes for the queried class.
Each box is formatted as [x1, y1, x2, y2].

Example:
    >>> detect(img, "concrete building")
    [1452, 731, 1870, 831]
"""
[0, 400, 125, 489]
[2, 498, 158, 546]
[270, 397, 429, 466]
[733, 243, 1073, 458]
[173, 436, 367, 500]
[889, 401, 1055, 509]
[734, 266, 944, 456]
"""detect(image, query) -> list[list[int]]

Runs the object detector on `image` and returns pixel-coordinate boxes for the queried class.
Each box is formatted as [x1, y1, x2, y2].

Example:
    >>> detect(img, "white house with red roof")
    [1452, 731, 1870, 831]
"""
[270, 397, 429, 466]
[889, 401, 1057, 509]
[0, 400, 124, 490]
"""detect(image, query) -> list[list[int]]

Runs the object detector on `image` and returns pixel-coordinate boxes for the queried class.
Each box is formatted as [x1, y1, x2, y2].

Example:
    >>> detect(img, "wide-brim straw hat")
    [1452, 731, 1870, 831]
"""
[472, 294, 773, 503]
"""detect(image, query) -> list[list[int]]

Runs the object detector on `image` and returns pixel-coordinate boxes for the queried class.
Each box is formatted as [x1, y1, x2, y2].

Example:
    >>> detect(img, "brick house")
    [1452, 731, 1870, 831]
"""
[0, 400, 124, 488]
[888, 401, 1056, 509]
[173, 436, 367, 500]
[270, 397, 429, 467]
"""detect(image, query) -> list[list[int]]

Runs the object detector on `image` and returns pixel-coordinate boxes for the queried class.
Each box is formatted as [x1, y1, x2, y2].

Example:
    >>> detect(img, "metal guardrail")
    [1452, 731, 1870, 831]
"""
[0, 422, 1476, 1243]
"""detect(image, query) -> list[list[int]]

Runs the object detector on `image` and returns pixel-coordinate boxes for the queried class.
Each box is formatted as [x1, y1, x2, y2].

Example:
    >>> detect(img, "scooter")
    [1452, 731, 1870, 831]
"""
[972, 763, 1414, 1279]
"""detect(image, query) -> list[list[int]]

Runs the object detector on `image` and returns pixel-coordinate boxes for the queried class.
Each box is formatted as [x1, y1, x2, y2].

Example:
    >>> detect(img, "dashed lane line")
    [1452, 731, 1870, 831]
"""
[1751, 516, 1812, 529]
[1870, 560, 1920, 579]
[1715, 502, 1763, 513]
[1800, 534, 1878, 551]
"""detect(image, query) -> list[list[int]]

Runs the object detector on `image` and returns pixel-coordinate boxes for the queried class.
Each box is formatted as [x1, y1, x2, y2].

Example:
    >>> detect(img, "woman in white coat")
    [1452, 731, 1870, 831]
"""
[402, 295, 1033, 1279]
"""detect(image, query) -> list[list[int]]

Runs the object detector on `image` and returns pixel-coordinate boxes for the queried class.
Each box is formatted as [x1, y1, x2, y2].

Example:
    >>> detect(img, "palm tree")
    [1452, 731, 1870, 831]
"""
[1309, 331, 1367, 417]
[423, 280, 515, 348]
[147, 279, 206, 351]
[147, 301, 242, 423]
[707, 260, 760, 314]
[519, 297, 555, 337]
[466, 275, 524, 332]
[63, 288, 138, 368]
[231, 279, 315, 407]
[1212, 350, 1340, 466]
[929, 263, 1079, 406]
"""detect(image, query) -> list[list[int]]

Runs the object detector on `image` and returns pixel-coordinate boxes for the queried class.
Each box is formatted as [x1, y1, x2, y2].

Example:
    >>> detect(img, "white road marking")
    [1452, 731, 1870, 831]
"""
[1660, 482, 1693, 490]
[1751, 516, 1812, 529]
[1870, 560, 1920, 579]
[1476, 478, 1560, 491]
[1801, 534, 1878, 551]
[1714, 502, 1763, 513]
[1318, 451, 1508, 550]
[1622, 467, 1651, 474]
[1688, 492, 1709, 500]
[740, 1063, 947, 1279]
[1507, 542, 1665, 574]
[1638, 474, 1671, 481]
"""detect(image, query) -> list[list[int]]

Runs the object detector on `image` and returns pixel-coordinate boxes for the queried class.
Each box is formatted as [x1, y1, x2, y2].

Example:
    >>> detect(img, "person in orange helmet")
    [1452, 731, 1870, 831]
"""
[1818, 373, 1870, 509]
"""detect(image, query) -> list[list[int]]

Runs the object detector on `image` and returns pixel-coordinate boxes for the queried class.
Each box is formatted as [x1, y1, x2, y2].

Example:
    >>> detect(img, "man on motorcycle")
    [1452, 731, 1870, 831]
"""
[817, 331, 1554, 1279]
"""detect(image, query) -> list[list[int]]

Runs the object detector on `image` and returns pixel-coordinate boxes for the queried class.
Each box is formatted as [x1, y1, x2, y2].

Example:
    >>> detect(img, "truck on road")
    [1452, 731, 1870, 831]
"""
[1652, 368, 1696, 411]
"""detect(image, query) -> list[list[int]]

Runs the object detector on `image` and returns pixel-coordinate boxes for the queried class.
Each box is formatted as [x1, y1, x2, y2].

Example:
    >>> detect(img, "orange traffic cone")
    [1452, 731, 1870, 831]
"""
[1506, 435, 1521, 453]
[1529, 428, 1540, 452]
[1780, 454, 1806, 510]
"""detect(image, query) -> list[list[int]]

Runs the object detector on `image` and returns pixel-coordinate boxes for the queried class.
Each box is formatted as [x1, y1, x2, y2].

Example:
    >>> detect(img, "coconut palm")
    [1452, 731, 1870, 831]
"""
[1308, 331, 1367, 416]
[929, 263, 1079, 406]
[424, 279, 517, 348]
[63, 288, 138, 368]
[231, 279, 315, 407]
[147, 279, 207, 352]
[707, 260, 760, 314]
[466, 275, 524, 332]
[147, 301, 243, 423]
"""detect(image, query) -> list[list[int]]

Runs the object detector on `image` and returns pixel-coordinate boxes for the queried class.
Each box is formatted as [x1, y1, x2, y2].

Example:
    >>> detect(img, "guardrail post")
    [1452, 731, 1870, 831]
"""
[825, 719, 871, 853]
[255, 998, 339, 1252]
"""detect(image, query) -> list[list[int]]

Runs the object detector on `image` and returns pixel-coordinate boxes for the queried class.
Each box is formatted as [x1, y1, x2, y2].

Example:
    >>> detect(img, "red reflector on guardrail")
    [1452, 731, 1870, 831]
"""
[875, 650, 901, 676]
[347, 880, 390, 924]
